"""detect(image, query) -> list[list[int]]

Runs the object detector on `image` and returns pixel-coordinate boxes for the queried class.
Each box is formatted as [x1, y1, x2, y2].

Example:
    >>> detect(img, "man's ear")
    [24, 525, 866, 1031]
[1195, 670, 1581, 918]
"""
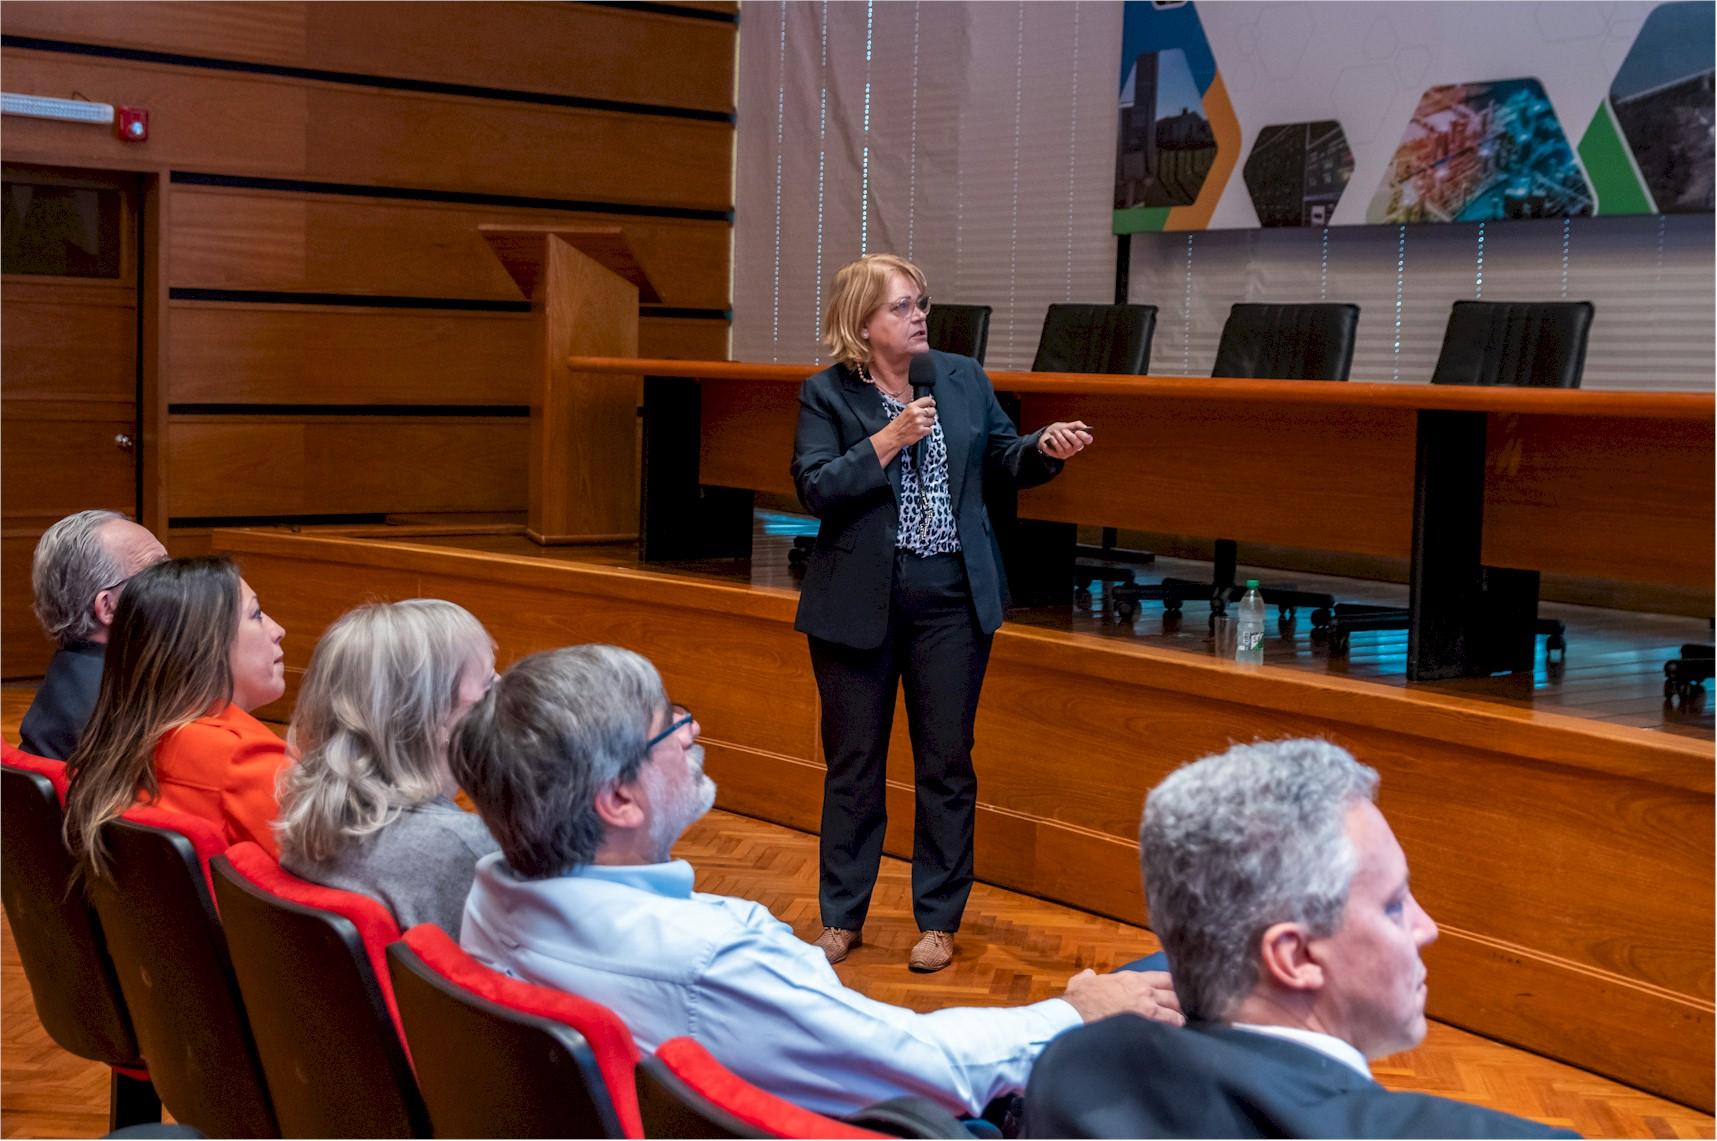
[1257, 921, 1325, 993]
[593, 777, 645, 832]
[92, 589, 119, 631]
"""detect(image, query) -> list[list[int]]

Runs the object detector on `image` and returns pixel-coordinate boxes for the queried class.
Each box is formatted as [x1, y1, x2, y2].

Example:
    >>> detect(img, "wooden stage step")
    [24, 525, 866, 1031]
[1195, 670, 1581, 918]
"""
[198, 522, 1712, 1109]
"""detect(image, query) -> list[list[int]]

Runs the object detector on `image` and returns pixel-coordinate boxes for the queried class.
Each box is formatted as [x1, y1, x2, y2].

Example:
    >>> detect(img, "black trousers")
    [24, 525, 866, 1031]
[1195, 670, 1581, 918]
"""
[809, 550, 993, 933]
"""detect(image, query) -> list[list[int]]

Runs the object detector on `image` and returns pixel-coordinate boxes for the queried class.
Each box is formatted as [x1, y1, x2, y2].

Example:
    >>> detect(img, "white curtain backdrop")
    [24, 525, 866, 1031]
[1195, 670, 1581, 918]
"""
[734, 0, 1122, 371]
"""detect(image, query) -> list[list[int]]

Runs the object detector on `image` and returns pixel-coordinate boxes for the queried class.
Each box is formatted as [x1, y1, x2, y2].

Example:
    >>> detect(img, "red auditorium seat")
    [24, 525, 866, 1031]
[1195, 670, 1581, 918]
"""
[89, 803, 279, 1137]
[385, 923, 643, 1138]
[212, 842, 428, 1137]
[0, 744, 161, 1132]
[636, 1036, 889, 1139]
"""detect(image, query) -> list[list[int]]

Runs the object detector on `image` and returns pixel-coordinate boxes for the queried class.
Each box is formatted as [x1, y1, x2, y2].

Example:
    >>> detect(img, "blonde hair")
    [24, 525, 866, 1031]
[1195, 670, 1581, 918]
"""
[275, 599, 492, 866]
[64, 557, 242, 879]
[821, 254, 929, 367]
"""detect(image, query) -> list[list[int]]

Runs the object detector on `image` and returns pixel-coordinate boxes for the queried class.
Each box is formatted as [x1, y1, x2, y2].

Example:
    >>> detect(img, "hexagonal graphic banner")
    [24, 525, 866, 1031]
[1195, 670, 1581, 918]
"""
[1118, 2, 1711, 229]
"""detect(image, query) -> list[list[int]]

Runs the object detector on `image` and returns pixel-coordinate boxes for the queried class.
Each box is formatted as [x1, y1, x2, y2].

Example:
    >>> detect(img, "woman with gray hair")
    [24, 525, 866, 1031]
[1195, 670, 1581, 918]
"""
[275, 599, 498, 936]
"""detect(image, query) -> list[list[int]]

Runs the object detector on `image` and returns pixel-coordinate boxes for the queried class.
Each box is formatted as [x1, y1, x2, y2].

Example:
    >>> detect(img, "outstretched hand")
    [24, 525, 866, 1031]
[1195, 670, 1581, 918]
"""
[1037, 421, 1093, 460]
[1060, 967, 1184, 1026]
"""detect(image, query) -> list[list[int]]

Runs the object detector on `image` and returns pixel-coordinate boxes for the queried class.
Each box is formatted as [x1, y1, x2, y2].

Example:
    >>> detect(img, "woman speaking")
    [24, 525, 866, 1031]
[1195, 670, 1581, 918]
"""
[791, 254, 1092, 972]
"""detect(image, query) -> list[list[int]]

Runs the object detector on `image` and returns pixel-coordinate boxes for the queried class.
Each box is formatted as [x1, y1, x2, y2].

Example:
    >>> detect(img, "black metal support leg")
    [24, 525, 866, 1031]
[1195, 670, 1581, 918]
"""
[109, 1070, 163, 1132]
[640, 376, 753, 561]
[1407, 409, 1537, 679]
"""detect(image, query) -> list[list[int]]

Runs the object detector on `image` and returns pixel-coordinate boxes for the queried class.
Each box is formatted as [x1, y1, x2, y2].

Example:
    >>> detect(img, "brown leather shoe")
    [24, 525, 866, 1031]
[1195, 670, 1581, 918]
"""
[909, 930, 955, 972]
[812, 926, 861, 964]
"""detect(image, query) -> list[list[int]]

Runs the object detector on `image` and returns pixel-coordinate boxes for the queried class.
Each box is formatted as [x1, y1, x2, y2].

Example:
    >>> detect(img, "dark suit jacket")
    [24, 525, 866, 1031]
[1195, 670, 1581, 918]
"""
[1023, 1015, 1580, 1139]
[790, 351, 1061, 650]
[18, 641, 104, 760]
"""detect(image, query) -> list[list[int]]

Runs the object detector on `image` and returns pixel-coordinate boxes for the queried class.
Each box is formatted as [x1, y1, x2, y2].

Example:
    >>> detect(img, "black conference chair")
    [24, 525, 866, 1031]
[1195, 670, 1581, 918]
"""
[0, 747, 161, 1133]
[88, 808, 279, 1139]
[926, 303, 993, 364]
[1019, 304, 1159, 607]
[1318, 300, 1595, 663]
[211, 844, 428, 1138]
[1664, 633, 1713, 707]
[790, 302, 995, 576]
[1110, 303, 1361, 631]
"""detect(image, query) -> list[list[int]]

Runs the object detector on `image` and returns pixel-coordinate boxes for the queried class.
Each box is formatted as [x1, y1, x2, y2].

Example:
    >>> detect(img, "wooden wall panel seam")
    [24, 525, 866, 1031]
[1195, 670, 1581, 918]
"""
[0, 33, 735, 123]
[1, 49, 734, 210]
[169, 172, 735, 222]
[168, 288, 732, 320]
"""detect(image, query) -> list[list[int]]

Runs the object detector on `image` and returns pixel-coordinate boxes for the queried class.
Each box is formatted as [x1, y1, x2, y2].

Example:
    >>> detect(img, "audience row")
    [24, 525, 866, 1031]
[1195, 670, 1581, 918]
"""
[9, 508, 1576, 1138]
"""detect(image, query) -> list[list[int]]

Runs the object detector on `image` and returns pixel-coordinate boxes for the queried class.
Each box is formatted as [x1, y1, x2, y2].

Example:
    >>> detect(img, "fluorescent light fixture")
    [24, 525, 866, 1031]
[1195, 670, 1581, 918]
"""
[2, 93, 115, 125]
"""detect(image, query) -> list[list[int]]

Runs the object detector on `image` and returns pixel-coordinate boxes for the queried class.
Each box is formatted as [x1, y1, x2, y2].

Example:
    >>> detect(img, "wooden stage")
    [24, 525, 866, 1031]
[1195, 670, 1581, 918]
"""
[215, 520, 1714, 1112]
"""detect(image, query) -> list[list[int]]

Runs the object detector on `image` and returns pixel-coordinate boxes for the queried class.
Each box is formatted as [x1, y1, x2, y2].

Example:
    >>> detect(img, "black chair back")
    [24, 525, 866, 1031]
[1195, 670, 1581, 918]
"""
[635, 1057, 768, 1139]
[1431, 299, 1593, 388]
[0, 761, 141, 1068]
[89, 816, 278, 1138]
[1211, 302, 1359, 381]
[1030, 304, 1157, 374]
[211, 854, 427, 1138]
[385, 941, 626, 1138]
[926, 304, 993, 363]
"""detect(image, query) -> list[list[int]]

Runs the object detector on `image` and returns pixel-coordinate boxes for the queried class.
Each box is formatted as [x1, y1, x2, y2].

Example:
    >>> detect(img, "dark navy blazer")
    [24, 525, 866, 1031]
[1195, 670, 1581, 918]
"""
[1023, 1014, 1580, 1139]
[19, 641, 104, 760]
[789, 350, 1061, 650]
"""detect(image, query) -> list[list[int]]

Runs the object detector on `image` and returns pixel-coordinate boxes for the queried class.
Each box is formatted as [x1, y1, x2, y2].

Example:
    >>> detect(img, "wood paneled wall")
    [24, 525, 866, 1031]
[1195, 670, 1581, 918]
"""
[1, 1, 735, 549]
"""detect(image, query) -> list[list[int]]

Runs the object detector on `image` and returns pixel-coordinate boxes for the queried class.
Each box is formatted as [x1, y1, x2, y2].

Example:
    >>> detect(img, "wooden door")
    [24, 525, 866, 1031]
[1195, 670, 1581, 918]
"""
[2, 165, 141, 678]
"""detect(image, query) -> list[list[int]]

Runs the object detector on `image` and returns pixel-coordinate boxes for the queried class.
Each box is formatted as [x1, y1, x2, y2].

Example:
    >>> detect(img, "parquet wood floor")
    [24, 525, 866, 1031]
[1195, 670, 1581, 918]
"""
[3, 685, 1711, 1139]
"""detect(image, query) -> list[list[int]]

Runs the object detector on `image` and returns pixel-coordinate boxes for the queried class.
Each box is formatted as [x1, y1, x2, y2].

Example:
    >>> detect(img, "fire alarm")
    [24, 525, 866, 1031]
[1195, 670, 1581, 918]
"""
[116, 106, 148, 142]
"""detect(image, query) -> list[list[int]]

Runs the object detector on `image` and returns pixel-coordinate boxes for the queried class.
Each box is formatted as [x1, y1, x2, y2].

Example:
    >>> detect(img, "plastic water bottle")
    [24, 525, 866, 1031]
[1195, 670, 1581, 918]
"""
[1235, 579, 1266, 664]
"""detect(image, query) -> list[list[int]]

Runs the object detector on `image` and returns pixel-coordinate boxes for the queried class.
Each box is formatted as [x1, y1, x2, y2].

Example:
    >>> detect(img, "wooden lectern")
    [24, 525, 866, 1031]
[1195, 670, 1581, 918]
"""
[481, 225, 660, 545]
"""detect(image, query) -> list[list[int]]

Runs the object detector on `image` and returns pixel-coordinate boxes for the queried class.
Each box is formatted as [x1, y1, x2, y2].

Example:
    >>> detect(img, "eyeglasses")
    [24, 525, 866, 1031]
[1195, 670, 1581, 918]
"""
[644, 705, 695, 752]
[884, 295, 932, 319]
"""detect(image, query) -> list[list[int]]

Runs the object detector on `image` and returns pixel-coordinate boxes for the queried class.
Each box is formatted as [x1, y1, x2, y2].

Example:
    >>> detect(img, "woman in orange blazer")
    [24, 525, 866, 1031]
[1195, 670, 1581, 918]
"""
[65, 556, 288, 876]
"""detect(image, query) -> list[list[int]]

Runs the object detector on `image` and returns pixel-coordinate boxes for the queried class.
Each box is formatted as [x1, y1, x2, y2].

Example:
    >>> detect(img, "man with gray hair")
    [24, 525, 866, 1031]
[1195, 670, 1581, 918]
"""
[1023, 739, 1576, 1138]
[452, 644, 1185, 1120]
[19, 509, 167, 758]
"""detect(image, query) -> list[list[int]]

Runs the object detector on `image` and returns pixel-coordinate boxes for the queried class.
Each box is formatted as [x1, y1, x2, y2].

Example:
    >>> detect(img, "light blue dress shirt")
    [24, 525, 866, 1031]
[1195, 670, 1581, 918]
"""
[460, 854, 1081, 1116]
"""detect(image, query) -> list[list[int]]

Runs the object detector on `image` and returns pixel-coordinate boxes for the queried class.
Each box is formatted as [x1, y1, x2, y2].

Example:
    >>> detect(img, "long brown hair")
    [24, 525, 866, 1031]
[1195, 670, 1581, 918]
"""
[63, 556, 241, 879]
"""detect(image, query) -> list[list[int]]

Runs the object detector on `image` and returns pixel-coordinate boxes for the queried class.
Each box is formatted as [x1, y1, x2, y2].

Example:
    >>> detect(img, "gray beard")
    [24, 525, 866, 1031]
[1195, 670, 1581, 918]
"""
[647, 744, 717, 862]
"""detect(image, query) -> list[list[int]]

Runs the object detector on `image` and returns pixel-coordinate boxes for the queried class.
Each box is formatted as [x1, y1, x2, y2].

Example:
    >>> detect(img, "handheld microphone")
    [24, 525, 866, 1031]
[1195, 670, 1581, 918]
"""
[907, 353, 938, 478]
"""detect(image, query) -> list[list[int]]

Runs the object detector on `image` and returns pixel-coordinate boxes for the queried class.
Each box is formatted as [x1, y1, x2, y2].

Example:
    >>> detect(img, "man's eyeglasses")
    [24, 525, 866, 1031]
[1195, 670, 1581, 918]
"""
[645, 705, 695, 752]
[885, 295, 932, 319]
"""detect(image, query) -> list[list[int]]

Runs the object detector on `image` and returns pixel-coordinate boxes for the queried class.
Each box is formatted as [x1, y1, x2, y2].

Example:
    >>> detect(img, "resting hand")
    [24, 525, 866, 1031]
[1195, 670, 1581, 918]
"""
[1036, 421, 1093, 460]
[1060, 968, 1185, 1026]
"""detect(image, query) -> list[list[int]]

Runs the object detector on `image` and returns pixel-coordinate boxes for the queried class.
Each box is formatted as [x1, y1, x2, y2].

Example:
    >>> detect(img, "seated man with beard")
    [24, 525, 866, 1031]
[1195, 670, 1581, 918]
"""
[450, 644, 1184, 1119]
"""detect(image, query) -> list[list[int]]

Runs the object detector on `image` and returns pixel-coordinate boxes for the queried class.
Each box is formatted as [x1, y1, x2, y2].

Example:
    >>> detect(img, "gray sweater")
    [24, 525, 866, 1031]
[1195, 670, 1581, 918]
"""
[284, 797, 500, 937]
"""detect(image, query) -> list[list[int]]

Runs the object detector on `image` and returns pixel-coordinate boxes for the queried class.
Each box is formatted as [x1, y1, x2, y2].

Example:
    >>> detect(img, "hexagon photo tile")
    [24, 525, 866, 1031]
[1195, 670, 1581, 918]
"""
[1367, 78, 1594, 223]
[1243, 121, 1355, 226]
[1116, 47, 1218, 210]
[1608, 0, 1715, 213]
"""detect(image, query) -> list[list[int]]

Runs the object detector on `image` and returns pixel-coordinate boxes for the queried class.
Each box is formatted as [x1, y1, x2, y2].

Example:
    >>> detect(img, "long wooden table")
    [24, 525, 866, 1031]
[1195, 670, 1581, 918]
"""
[609, 358, 1714, 678]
